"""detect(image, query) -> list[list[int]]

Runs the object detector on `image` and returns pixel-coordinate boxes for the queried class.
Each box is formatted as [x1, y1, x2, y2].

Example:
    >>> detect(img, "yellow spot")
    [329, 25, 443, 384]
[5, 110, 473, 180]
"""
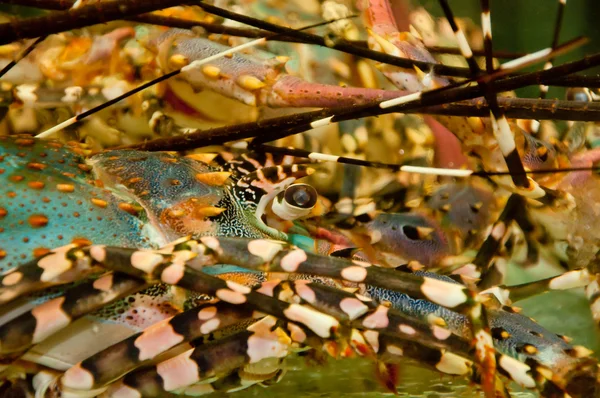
[195, 172, 232, 186]
[118, 202, 141, 215]
[194, 206, 226, 218]
[28, 214, 49, 228]
[237, 75, 266, 91]
[168, 53, 189, 69]
[57, 184, 75, 193]
[91, 198, 108, 208]
[202, 65, 221, 79]
[169, 209, 186, 218]
[185, 153, 217, 164]
[28, 181, 45, 189]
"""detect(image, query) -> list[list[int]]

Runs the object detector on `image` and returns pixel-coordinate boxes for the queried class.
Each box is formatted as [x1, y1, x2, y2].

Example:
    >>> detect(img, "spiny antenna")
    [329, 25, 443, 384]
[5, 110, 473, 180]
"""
[247, 36, 584, 148]
[0, 36, 45, 79]
[195, 2, 592, 88]
[539, 0, 567, 99]
[253, 144, 600, 179]
[35, 38, 266, 138]
[10, 0, 548, 63]
[478, 0, 535, 190]
[35, 16, 357, 139]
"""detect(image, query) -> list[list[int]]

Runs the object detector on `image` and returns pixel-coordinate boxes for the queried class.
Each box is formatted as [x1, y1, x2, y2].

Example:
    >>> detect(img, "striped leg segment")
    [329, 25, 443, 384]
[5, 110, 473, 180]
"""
[0, 272, 146, 358]
[61, 301, 256, 391]
[100, 317, 290, 397]
[0, 243, 97, 305]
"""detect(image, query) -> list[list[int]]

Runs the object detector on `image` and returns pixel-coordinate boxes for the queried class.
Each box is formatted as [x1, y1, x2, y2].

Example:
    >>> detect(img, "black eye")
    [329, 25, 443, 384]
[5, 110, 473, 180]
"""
[284, 184, 317, 209]
[402, 225, 420, 240]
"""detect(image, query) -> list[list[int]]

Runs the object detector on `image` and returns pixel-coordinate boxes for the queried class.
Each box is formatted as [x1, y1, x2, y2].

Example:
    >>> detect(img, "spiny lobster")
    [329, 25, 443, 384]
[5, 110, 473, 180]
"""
[1, 0, 600, 397]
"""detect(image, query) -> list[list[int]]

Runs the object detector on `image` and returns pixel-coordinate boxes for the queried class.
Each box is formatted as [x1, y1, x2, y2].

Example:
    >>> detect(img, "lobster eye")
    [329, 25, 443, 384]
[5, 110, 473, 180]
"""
[402, 225, 420, 240]
[271, 183, 318, 220]
[288, 185, 315, 208]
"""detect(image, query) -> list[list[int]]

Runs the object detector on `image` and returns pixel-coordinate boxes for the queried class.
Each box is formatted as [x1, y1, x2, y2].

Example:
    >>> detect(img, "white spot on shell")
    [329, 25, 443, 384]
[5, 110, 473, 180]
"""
[386, 344, 404, 356]
[294, 281, 316, 304]
[280, 249, 307, 272]
[363, 330, 379, 353]
[62, 363, 95, 390]
[283, 304, 339, 338]
[156, 349, 200, 391]
[432, 325, 452, 340]
[200, 237, 222, 253]
[339, 298, 369, 320]
[106, 382, 143, 398]
[92, 274, 114, 291]
[161, 263, 185, 285]
[90, 245, 106, 263]
[200, 318, 221, 334]
[31, 297, 71, 343]
[421, 278, 467, 308]
[340, 266, 367, 282]
[216, 289, 247, 304]
[248, 240, 284, 262]
[362, 306, 389, 329]
[198, 306, 217, 320]
[246, 316, 291, 363]
[226, 280, 252, 294]
[498, 355, 536, 388]
[287, 323, 306, 343]
[130, 251, 164, 274]
[256, 280, 280, 297]
[38, 244, 77, 282]
[436, 352, 470, 375]
[399, 324, 417, 335]
[549, 269, 591, 290]
[134, 320, 184, 361]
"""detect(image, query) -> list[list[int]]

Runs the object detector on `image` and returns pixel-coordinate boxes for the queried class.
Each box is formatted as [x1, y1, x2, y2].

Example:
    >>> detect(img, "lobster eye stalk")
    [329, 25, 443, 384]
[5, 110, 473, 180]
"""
[271, 183, 318, 220]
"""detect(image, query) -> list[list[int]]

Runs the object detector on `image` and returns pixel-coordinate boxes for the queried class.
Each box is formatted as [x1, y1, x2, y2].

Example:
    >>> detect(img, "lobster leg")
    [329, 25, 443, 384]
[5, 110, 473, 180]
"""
[0, 272, 146, 359]
[359, 0, 550, 201]
[61, 300, 256, 390]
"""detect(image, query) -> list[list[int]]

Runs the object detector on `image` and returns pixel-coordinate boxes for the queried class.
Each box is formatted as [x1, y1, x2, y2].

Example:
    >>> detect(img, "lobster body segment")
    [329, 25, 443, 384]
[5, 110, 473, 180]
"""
[0, 136, 148, 272]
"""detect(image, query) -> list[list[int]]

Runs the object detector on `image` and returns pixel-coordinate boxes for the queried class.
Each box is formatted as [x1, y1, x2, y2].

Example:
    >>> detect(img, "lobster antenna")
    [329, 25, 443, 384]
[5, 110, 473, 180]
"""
[120, 92, 600, 153]
[252, 144, 474, 177]
[253, 143, 600, 179]
[196, 1, 595, 89]
[258, 36, 584, 144]
[35, 16, 357, 139]
[478, 0, 529, 189]
[0, 36, 46, 79]
[12, 0, 548, 62]
[539, 0, 567, 99]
